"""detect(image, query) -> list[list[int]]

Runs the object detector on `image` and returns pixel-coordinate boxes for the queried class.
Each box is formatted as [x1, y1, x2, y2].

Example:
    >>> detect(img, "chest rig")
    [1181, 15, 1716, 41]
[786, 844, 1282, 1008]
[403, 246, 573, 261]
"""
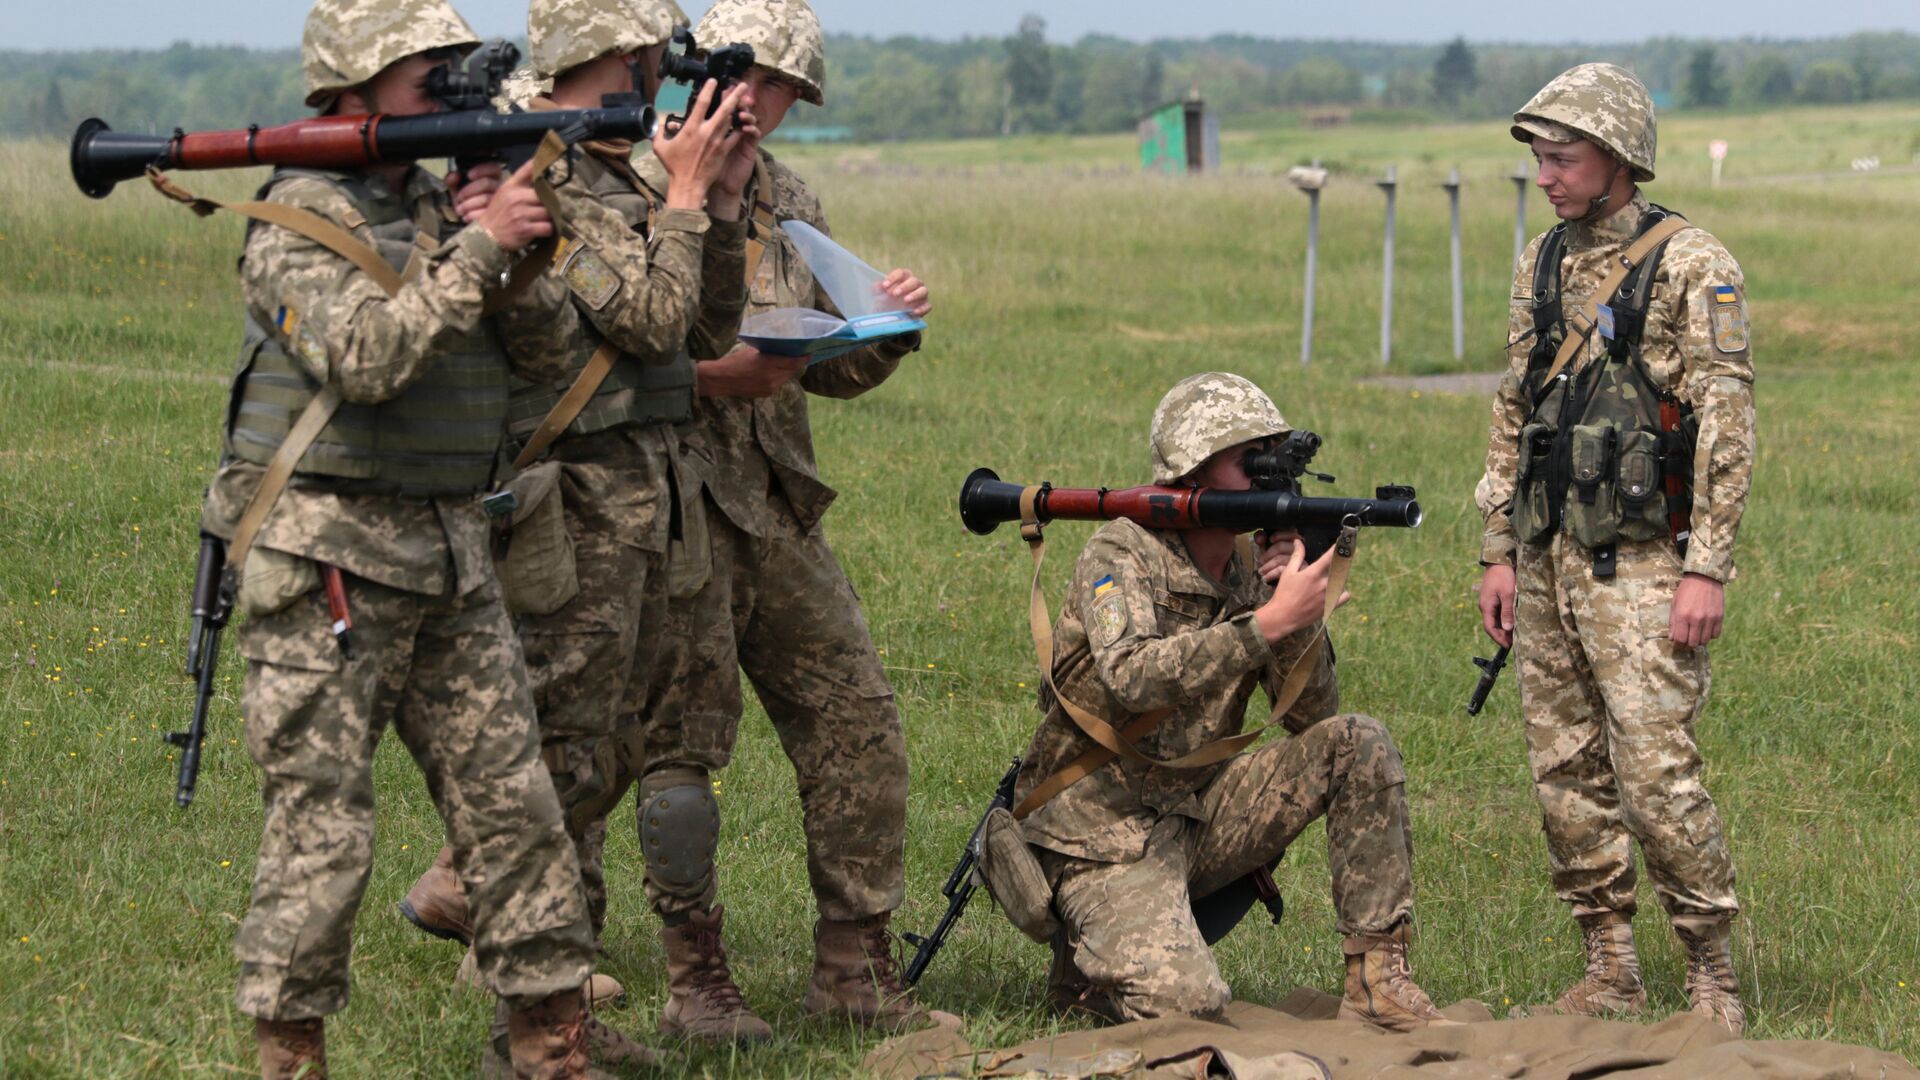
[1509, 205, 1698, 576]
[226, 168, 509, 497]
[504, 151, 694, 454]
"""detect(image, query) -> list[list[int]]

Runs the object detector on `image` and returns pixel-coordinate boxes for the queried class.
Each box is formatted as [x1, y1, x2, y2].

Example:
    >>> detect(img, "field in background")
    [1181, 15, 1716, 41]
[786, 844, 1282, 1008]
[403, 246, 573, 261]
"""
[1, 100, 1916, 1076]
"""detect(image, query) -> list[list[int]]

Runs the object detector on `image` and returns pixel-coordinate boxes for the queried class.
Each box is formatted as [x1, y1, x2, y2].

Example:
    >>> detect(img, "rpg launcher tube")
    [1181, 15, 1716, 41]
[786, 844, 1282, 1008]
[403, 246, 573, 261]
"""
[71, 103, 657, 198]
[959, 468, 1422, 537]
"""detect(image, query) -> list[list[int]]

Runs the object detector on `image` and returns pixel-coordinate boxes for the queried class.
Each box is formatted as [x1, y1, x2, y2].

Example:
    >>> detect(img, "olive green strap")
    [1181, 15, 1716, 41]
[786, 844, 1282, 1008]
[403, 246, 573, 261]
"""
[1541, 215, 1693, 386]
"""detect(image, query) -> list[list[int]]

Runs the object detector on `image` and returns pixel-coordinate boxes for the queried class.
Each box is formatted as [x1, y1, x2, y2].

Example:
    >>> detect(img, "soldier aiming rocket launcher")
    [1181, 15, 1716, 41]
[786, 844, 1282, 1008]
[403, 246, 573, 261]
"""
[68, 40, 660, 199]
[959, 431, 1422, 555]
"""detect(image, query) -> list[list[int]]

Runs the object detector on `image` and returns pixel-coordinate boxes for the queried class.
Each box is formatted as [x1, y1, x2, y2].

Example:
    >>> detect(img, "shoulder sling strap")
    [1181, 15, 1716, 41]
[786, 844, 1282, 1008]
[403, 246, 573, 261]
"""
[1538, 215, 1693, 386]
[1011, 491, 1356, 820]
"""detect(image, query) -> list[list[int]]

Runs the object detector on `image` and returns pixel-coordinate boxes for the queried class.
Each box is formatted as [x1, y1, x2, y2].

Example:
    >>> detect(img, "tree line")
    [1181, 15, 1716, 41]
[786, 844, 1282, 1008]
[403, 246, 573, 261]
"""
[5, 27, 1918, 141]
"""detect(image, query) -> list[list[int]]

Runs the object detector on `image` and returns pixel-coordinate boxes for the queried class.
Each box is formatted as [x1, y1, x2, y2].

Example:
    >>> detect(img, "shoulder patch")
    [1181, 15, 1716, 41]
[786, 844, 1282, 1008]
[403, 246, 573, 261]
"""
[1090, 594, 1128, 647]
[560, 241, 622, 311]
[1709, 285, 1748, 353]
[294, 321, 330, 376]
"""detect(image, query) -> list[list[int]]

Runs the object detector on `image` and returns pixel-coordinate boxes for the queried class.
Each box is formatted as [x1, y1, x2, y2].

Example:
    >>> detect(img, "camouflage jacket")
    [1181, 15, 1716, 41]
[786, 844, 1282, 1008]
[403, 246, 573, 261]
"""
[202, 165, 577, 597]
[525, 138, 748, 553]
[1474, 191, 1757, 582]
[634, 147, 922, 537]
[1014, 519, 1338, 865]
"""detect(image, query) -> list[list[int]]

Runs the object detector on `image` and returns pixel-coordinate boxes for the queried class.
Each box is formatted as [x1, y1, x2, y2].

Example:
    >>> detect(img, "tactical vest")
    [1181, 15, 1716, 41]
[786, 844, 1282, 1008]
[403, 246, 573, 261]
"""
[225, 168, 510, 497]
[505, 152, 694, 448]
[1508, 205, 1697, 574]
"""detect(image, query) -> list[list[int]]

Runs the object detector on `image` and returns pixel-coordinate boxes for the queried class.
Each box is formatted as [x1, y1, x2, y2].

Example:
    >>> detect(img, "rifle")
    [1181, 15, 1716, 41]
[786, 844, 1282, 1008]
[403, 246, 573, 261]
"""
[69, 40, 657, 199]
[1466, 643, 1510, 716]
[903, 758, 1022, 987]
[163, 535, 234, 808]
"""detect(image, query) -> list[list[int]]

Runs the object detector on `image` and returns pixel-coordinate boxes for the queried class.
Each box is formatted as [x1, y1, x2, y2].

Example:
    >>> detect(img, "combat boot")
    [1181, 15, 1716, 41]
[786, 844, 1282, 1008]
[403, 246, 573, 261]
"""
[456, 947, 625, 1005]
[803, 913, 930, 1031]
[254, 1016, 326, 1080]
[1552, 912, 1647, 1016]
[499, 988, 618, 1080]
[1336, 923, 1455, 1033]
[1675, 915, 1745, 1036]
[659, 906, 774, 1043]
[398, 844, 472, 945]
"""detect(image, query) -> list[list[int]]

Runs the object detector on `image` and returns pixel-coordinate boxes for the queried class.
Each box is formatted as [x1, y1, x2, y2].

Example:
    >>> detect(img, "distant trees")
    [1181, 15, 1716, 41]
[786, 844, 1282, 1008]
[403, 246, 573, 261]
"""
[1004, 14, 1054, 133]
[1799, 60, 1861, 103]
[1685, 47, 1729, 107]
[1736, 54, 1796, 104]
[1433, 37, 1479, 108]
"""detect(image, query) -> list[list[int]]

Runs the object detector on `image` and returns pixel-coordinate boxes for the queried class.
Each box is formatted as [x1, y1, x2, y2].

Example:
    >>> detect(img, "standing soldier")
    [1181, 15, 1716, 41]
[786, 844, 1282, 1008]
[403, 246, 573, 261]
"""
[392, 0, 766, 1062]
[1474, 63, 1755, 1034]
[208, 0, 616, 1074]
[607, 0, 936, 1039]
[1007, 373, 1451, 1031]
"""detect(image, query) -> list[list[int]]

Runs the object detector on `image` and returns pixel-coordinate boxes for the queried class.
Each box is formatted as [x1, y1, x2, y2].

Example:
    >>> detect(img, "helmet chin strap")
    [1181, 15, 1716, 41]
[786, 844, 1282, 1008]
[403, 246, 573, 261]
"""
[1576, 160, 1630, 223]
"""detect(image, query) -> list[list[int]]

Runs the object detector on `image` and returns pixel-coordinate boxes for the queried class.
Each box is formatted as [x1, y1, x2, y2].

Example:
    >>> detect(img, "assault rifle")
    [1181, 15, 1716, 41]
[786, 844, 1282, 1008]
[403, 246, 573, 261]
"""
[69, 40, 658, 198]
[1466, 644, 1510, 716]
[902, 758, 1022, 987]
[163, 535, 233, 808]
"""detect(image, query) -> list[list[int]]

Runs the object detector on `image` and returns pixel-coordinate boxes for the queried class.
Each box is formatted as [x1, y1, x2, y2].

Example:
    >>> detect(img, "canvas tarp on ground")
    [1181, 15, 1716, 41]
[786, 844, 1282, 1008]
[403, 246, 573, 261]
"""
[864, 990, 1919, 1080]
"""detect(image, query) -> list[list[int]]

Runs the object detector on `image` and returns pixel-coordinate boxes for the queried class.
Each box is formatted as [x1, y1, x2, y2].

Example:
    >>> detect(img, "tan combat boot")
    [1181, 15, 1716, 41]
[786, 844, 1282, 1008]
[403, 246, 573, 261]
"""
[254, 1017, 326, 1080]
[456, 947, 625, 1005]
[1552, 912, 1648, 1016]
[481, 988, 661, 1078]
[802, 913, 930, 1031]
[1336, 923, 1455, 1033]
[1675, 916, 1745, 1036]
[500, 988, 618, 1080]
[398, 844, 473, 945]
[659, 906, 774, 1043]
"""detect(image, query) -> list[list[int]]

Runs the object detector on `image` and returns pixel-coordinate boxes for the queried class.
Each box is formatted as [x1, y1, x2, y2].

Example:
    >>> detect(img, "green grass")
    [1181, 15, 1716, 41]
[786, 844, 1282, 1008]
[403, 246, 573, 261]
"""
[2, 99, 1917, 1076]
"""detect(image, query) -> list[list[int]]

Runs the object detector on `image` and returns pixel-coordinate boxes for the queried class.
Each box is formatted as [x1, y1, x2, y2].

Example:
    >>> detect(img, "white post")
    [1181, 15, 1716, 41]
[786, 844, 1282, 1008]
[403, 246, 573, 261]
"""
[1444, 167, 1464, 362]
[1377, 165, 1397, 367]
[1510, 162, 1530, 272]
[1288, 163, 1329, 368]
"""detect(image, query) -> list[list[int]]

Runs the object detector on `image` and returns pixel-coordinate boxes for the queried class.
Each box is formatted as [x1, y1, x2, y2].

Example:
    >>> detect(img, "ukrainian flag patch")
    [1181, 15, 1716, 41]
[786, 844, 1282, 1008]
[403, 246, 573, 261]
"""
[1092, 575, 1116, 601]
[1713, 285, 1739, 305]
[274, 305, 299, 336]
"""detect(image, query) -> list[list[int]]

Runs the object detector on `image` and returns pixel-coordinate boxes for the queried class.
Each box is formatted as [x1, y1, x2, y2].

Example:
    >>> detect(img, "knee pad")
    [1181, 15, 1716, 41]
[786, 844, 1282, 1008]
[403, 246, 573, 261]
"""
[638, 773, 719, 890]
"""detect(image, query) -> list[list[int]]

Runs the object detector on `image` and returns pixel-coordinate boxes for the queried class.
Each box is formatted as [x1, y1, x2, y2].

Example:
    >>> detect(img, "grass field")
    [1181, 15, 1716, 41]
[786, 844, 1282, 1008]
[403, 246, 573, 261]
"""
[1, 98, 1917, 1077]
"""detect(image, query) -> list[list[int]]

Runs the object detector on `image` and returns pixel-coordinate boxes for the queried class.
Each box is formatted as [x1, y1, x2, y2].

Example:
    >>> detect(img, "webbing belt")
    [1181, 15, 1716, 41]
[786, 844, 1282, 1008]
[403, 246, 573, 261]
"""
[743, 156, 778, 288]
[151, 131, 572, 585]
[1540, 216, 1693, 386]
[1010, 487, 1356, 821]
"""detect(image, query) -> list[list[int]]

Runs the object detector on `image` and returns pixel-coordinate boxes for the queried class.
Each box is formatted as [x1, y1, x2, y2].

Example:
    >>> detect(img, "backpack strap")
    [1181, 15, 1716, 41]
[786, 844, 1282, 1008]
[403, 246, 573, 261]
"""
[1538, 214, 1693, 387]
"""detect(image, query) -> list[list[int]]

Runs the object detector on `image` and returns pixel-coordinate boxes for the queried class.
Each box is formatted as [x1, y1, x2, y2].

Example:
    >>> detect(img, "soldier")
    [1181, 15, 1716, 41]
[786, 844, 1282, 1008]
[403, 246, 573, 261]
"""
[1474, 63, 1754, 1034]
[594, 0, 935, 1039]
[1005, 373, 1449, 1030]
[394, 0, 763, 1053]
[208, 0, 619, 1075]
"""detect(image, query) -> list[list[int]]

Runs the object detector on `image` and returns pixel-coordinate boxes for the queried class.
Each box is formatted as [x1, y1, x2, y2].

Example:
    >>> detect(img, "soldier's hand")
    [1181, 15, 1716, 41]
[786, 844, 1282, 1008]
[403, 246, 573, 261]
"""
[1478, 563, 1517, 648]
[1254, 542, 1348, 644]
[447, 162, 505, 224]
[696, 346, 808, 399]
[473, 159, 554, 255]
[1669, 572, 1725, 648]
[657, 81, 758, 212]
[877, 269, 932, 319]
[1256, 528, 1301, 579]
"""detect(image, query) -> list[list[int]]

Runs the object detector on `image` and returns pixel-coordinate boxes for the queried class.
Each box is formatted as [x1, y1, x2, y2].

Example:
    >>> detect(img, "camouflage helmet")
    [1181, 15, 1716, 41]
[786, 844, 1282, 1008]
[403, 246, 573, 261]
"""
[1512, 62, 1658, 182]
[694, 0, 827, 106]
[1150, 373, 1291, 486]
[529, 0, 687, 80]
[301, 0, 480, 108]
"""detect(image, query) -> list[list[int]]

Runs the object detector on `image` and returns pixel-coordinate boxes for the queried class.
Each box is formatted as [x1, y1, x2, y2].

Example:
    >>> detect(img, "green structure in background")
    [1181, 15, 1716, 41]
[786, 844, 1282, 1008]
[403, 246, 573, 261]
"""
[1138, 96, 1218, 174]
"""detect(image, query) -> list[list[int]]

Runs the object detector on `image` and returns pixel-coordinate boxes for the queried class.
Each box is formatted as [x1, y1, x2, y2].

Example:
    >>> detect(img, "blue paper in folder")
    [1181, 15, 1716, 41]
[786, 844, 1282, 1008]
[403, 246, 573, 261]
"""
[736, 220, 926, 362]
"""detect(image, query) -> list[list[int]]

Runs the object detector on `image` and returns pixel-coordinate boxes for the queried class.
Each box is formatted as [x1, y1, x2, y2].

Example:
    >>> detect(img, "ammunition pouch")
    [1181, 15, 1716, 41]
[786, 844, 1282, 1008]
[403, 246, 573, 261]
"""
[974, 806, 1059, 943]
[493, 461, 579, 616]
[237, 547, 319, 619]
[1509, 421, 1559, 545]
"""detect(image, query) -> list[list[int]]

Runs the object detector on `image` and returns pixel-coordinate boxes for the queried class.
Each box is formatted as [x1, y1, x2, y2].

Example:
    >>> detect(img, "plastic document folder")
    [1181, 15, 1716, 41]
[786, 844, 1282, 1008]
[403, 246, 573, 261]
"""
[736, 220, 926, 362]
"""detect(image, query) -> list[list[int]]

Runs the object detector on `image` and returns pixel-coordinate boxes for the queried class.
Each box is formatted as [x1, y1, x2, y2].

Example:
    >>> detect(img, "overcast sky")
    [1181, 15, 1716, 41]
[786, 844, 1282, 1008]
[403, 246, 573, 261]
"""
[4, 0, 1917, 50]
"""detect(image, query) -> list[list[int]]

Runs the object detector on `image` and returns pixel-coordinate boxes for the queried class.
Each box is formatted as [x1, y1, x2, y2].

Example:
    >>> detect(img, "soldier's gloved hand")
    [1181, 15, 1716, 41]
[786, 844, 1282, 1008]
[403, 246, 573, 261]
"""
[473, 158, 555, 255]
[1256, 528, 1301, 580]
[447, 162, 505, 224]
[1478, 563, 1517, 649]
[1668, 572, 1725, 649]
[1254, 542, 1348, 645]
[875, 268, 932, 319]
[696, 346, 807, 399]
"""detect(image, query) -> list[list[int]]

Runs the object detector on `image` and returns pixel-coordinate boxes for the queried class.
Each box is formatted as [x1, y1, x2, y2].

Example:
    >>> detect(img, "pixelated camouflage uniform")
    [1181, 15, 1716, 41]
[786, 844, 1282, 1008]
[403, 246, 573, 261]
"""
[1475, 188, 1754, 923]
[502, 92, 747, 937]
[202, 164, 595, 1020]
[1013, 519, 1415, 1022]
[597, 141, 918, 923]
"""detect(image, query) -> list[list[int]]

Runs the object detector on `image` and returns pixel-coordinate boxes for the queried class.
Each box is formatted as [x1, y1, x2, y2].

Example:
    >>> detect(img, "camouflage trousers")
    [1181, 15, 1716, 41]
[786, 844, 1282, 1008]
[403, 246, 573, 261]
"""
[515, 460, 673, 937]
[233, 573, 593, 1020]
[1515, 532, 1738, 921]
[1040, 713, 1414, 1022]
[582, 490, 908, 923]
